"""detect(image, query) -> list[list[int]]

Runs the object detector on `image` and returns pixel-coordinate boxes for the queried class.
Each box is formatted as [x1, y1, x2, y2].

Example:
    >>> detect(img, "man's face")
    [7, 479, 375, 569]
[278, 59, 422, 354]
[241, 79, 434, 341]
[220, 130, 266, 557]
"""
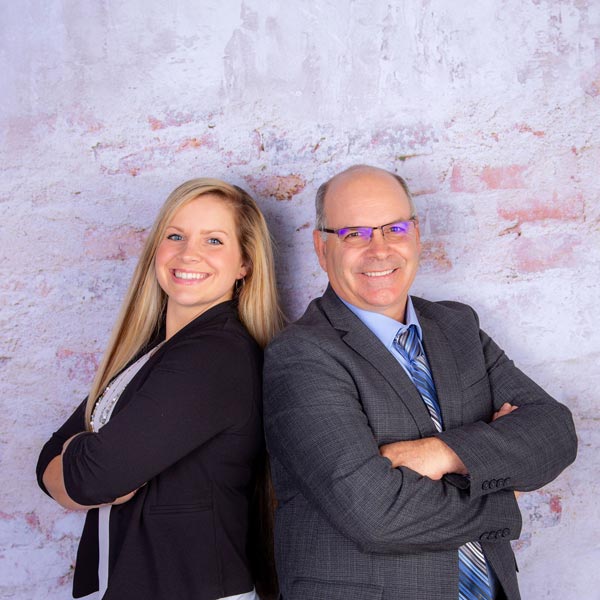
[313, 168, 421, 322]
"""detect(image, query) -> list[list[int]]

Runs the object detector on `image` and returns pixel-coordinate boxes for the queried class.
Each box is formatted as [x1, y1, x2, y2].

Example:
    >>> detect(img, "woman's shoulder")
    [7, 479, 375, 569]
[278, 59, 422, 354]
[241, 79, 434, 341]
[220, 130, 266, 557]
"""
[187, 303, 258, 346]
[160, 303, 261, 369]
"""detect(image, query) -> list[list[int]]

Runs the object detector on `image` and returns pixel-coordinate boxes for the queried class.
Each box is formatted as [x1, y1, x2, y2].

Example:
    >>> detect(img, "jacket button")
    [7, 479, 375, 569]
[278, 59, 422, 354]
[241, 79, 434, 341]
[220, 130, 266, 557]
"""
[479, 533, 489, 541]
[497, 478, 505, 487]
[505, 477, 511, 486]
[502, 528, 510, 537]
[482, 481, 489, 490]
[489, 479, 497, 489]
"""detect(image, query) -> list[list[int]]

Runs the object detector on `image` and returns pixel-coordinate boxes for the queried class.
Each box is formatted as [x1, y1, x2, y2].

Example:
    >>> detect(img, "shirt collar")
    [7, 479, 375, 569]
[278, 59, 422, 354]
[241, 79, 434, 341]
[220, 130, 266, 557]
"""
[340, 295, 423, 350]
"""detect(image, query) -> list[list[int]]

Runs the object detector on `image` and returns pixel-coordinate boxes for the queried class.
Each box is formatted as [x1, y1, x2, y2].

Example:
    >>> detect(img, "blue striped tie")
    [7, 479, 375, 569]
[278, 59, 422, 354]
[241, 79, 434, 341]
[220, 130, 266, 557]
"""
[393, 325, 493, 600]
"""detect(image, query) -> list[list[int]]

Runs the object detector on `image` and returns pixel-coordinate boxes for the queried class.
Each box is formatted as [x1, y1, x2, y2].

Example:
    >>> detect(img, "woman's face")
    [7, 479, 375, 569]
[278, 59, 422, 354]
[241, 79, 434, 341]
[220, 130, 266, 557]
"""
[155, 194, 247, 335]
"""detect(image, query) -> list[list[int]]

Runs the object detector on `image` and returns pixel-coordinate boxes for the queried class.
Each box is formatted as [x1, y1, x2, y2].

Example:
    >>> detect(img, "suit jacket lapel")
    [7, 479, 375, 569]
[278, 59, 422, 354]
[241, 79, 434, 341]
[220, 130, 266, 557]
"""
[416, 306, 463, 431]
[320, 287, 438, 437]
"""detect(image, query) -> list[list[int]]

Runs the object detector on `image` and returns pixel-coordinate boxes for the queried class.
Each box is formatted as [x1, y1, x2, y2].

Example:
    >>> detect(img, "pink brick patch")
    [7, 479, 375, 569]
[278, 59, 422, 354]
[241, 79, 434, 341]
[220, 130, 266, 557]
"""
[56, 349, 101, 382]
[245, 174, 306, 201]
[420, 241, 452, 272]
[84, 226, 147, 260]
[499, 193, 584, 223]
[514, 236, 578, 273]
[103, 135, 215, 176]
[147, 111, 195, 130]
[451, 164, 527, 193]
[520, 490, 563, 528]
[514, 123, 545, 137]
[481, 165, 527, 189]
[581, 64, 600, 97]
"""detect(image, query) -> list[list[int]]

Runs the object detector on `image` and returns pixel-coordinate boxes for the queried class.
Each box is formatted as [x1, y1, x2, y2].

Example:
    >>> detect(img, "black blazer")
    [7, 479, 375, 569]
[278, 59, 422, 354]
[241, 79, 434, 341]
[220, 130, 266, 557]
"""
[37, 301, 263, 600]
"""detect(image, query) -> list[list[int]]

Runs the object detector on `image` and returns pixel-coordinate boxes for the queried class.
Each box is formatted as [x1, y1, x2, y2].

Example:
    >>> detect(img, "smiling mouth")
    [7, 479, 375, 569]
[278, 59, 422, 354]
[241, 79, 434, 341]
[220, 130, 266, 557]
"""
[363, 268, 396, 278]
[173, 270, 209, 281]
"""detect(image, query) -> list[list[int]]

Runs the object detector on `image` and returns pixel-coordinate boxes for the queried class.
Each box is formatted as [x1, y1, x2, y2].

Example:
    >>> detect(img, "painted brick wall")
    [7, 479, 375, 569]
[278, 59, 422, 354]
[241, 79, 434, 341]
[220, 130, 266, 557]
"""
[1, 1, 598, 598]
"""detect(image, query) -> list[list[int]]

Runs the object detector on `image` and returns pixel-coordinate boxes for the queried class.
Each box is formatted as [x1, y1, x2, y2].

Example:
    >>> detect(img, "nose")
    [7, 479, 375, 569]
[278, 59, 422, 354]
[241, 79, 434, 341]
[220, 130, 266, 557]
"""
[366, 227, 390, 256]
[180, 238, 203, 262]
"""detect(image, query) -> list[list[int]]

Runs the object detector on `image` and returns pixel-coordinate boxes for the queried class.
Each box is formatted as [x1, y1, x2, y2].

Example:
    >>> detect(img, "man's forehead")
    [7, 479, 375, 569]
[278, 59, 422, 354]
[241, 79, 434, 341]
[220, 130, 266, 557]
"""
[325, 169, 408, 214]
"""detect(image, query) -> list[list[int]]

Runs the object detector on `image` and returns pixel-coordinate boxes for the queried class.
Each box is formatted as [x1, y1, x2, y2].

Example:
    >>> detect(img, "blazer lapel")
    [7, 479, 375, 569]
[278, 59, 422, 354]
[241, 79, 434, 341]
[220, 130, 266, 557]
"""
[320, 287, 438, 437]
[416, 309, 463, 431]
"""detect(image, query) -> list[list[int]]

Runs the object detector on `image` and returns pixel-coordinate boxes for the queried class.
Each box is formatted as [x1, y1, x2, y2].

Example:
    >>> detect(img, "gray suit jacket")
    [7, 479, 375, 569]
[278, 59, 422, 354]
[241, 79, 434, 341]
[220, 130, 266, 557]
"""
[263, 286, 577, 600]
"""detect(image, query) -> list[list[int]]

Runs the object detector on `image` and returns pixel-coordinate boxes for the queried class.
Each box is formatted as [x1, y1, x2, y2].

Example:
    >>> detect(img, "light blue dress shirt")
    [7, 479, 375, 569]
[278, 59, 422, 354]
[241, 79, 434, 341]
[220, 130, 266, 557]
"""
[341, 295, 422, 379]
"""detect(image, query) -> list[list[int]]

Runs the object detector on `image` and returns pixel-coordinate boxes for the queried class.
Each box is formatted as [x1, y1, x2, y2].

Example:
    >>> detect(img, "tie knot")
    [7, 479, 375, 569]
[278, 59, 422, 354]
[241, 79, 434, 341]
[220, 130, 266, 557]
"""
[394, 323, 420, 363]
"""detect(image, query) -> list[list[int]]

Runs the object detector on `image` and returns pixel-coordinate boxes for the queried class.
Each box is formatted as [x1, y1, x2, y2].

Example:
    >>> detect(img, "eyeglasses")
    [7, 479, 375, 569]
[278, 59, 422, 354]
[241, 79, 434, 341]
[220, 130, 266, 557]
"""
[319, 218, 418, 247]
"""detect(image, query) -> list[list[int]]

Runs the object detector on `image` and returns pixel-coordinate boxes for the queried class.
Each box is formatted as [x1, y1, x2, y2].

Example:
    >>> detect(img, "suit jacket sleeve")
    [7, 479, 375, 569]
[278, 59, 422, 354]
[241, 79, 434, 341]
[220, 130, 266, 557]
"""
[263, 331, 522, 555]
[36, 398, 87, 497]
[59, 332, 258, 505]
[436, 306, 577, 501]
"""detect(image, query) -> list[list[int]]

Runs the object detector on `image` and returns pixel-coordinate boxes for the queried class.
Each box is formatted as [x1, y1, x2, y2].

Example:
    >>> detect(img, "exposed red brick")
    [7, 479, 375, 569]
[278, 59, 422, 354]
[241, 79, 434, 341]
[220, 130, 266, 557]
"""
[245, 174, 307, 201]
[148, 116, 165, 130]
[515, 123, 545, 137]
[420, 241, 452, 272]
[549, 494, 562, 514]
[147, 111, 195, 130]
[176, 135, 214, 152]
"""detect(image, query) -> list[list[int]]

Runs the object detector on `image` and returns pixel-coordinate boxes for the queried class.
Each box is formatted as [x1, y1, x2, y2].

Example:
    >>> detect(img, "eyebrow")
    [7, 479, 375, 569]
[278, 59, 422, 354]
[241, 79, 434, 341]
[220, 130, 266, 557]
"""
[166, 225, 231, 236]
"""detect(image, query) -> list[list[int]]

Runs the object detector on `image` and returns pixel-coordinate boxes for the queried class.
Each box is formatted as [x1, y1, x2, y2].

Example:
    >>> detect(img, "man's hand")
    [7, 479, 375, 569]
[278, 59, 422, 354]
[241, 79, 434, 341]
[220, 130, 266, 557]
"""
[379, 437, 468, 480]
[492, 402, 518, 421]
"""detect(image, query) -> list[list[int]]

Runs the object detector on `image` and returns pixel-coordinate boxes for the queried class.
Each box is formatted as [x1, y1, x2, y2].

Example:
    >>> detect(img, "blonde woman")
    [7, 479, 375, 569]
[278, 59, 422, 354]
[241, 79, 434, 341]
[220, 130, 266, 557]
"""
[37, 179, 282, 600]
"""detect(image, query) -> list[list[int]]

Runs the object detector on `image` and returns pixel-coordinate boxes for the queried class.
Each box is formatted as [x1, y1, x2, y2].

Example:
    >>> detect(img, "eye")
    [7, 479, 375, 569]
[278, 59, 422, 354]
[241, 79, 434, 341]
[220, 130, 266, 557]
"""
[207, 237, 223, 245]
[341, 228, 371, 241]
[167, 233, 183, 241]
[389, 224, 408, 233]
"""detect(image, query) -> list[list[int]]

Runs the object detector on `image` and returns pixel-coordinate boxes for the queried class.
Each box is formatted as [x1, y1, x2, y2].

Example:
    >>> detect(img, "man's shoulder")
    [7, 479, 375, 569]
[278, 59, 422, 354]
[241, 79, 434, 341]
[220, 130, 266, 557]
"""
[412, 296, 478, 324]
[269, 294, 337, 348]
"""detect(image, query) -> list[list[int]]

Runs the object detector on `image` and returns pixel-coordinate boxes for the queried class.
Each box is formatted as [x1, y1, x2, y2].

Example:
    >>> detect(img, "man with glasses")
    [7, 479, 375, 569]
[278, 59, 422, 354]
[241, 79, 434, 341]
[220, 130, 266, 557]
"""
[263, 164, 577, 600]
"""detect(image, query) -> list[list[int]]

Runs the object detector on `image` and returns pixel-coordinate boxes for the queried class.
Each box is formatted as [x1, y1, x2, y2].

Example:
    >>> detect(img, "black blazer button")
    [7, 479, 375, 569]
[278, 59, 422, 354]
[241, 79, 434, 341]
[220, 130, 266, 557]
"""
[502, 528, 510, 537]
[497, 478, 505, 487]
[489, 479, 497, 489]
[482, 481, 489, 490]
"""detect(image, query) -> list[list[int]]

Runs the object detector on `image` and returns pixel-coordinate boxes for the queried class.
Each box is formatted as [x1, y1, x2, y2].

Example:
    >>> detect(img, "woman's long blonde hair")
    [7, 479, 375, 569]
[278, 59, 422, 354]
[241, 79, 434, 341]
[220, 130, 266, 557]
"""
[84, 178, 284, 428]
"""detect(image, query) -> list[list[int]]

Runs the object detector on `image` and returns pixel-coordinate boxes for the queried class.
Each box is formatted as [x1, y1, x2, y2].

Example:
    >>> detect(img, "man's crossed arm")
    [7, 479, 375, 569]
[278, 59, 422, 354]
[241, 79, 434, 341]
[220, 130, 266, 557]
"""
[379, 402, 519, 480]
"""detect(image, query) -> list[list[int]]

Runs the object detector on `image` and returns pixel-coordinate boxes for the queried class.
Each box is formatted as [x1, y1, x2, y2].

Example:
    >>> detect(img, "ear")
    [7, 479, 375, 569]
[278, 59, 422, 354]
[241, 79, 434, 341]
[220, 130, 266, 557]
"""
[238, 261, 249, 279]
[313, 229, 328, 272]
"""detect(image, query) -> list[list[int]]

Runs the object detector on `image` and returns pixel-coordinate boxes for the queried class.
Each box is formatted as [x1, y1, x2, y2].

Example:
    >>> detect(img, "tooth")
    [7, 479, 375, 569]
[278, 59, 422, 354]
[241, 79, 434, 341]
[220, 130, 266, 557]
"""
[175, 271, 204, 280]
[364, 269, 394, 277]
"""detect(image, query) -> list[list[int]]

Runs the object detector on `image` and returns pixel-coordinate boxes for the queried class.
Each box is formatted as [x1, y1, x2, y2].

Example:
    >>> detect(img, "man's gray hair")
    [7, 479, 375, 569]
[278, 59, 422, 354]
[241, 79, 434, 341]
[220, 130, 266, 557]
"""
[315, 165, 417, 230]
